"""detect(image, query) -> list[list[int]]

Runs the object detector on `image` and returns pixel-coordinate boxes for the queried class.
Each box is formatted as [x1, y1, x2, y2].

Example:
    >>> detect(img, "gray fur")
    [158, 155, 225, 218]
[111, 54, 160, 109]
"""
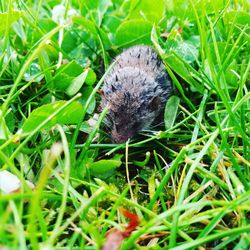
[100, 45, 172, 143]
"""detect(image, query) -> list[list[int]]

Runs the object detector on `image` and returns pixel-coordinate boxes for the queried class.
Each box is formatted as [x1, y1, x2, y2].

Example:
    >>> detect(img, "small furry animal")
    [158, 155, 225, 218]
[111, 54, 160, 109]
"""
[100, 45, 172, 143]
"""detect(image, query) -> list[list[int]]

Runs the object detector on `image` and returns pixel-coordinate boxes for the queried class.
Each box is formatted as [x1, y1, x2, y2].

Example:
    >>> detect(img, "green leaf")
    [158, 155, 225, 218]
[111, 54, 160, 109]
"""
[66, 70, 88, 96]
[85, 69, 97, 85]
[38, 50, 53, 87]
[89, 159, 122, 178]
[0, 110, 11, 140]
[164, 96, 180, 130]
[165, 0, 225, 20]
[102, 15, 122, 34]
[128, 0, 164, 23]
[224, 10, 250, 28]
[207, 42, 232, 64]
[53, 61, 83, 91]
[151, 25, 197, 110]
[32, 18, 58, 42]
[53, 73, 74, 91]
[96, 0, 112, 26]
[165, 53, 203, 93]
[73, 16, 97, 36]
[73, 16, 111, 49]
[224, 59, 239, 88]
[57, 61, 83, 77]
[173, 40, 199, 64]
[0, 10, 24, 34]
[80, 86, 96, 114]
[80, 0, 112, 26]
[21, 101, 84, 134]
[12, 20, 27, 43]
[61, 31, 79, 53]
[115, 19, 152, 47]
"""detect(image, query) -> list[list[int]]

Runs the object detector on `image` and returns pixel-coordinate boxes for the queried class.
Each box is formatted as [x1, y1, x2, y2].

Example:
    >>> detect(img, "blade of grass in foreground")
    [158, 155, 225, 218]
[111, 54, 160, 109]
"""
[28, 142, 63, 249]
[1, 24, 64, 117]
[77, 106, 109, 173]
[69, 61, 115, 155]
[122, 190, 250, 249]
[46, 125, 71, 246]
[169, 127, 220, 247]
[171, 225, 250, 250]
[2, 94, 81, 164]
[44, 187, 106, 248]
[169, 91, 250, 246]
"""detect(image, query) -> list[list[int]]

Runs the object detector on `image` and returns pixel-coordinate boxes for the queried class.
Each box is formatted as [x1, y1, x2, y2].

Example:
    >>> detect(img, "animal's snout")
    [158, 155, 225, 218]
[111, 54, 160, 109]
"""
[111, 130, 134, 143]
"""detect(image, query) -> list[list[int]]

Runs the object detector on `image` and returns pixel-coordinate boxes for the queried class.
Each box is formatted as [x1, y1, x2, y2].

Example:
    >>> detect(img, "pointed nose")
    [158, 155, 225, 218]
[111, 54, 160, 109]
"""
[111, 130, 133, 143]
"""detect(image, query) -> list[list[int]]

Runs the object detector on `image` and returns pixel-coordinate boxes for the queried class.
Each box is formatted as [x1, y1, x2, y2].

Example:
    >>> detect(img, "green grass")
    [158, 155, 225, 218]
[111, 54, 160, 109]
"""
[0, 0, 250, 249]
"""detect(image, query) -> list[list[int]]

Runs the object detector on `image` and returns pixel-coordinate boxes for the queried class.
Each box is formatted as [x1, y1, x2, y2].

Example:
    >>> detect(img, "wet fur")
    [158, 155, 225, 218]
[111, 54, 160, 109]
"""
[101, 45, 172, 143]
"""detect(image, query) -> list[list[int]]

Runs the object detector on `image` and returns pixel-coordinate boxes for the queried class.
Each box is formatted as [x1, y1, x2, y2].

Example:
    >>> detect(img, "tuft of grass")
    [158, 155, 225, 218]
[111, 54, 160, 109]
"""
[0, 0, 249, 249]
